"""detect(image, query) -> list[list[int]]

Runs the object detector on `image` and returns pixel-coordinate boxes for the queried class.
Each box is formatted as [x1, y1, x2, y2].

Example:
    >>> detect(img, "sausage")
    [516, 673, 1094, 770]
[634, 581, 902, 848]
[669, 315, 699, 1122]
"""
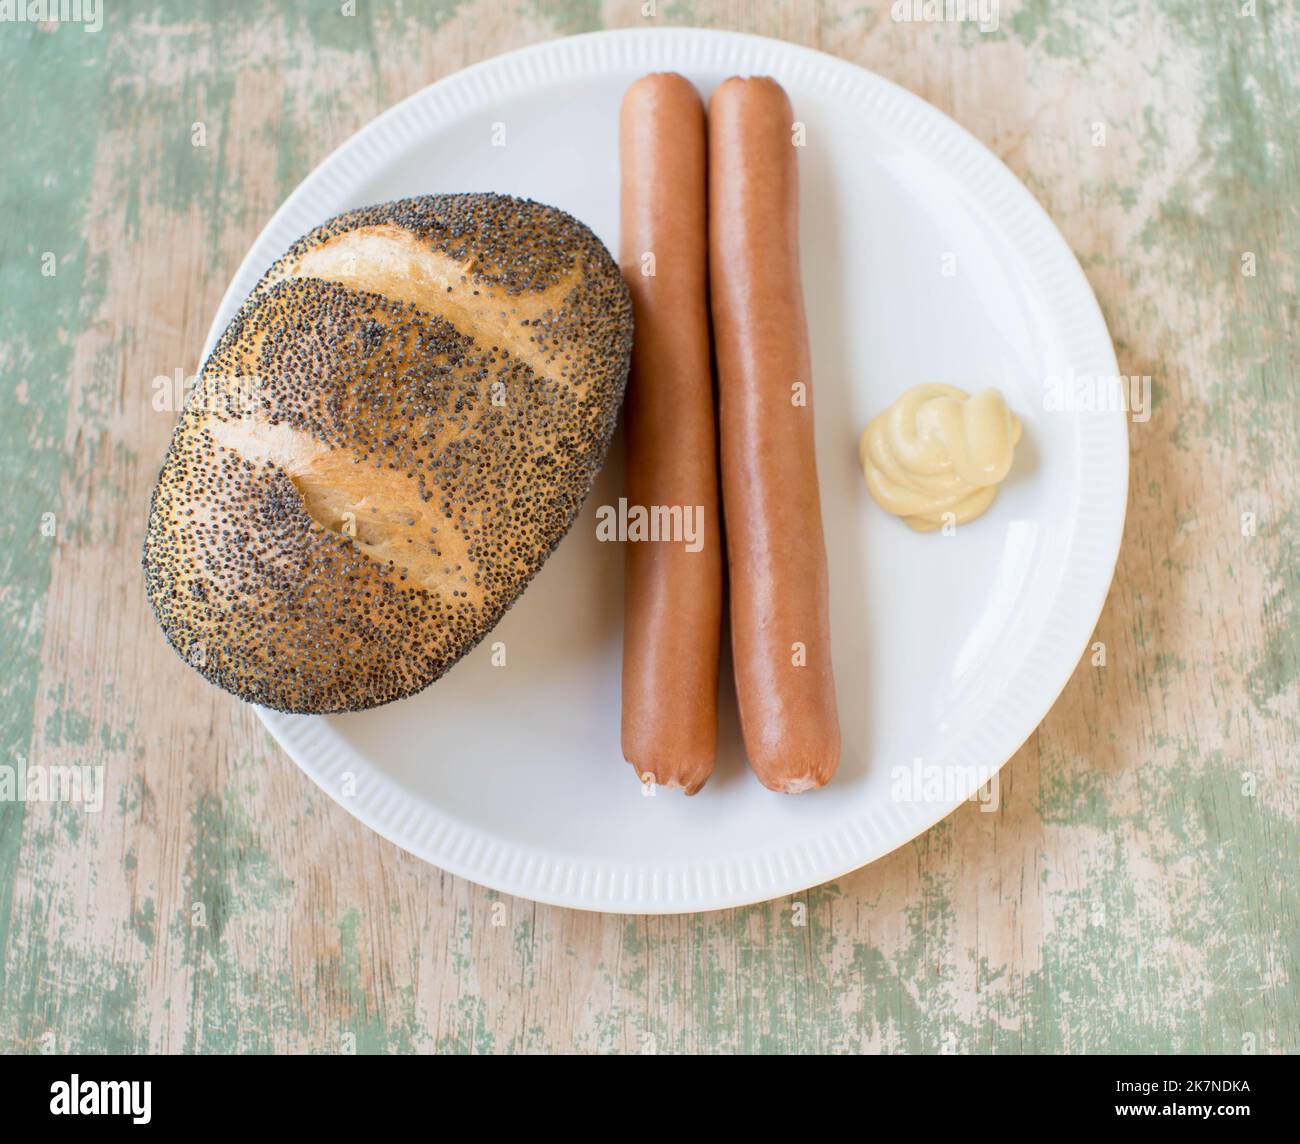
[707, 76, 840, 793]
[618, 74, 723, 794]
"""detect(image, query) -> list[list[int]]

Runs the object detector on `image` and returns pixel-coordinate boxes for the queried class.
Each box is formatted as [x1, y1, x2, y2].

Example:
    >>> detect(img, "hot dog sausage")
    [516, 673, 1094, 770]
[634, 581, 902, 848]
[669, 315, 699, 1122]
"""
[707, 76, 840, 793]
[618, 74, 722, 794]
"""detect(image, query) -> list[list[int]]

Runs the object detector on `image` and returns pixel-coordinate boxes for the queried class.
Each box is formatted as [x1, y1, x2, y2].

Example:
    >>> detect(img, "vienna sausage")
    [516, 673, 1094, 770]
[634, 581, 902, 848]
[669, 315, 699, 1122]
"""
[707, 76, 840, 793]
[618, 74, 722, 794]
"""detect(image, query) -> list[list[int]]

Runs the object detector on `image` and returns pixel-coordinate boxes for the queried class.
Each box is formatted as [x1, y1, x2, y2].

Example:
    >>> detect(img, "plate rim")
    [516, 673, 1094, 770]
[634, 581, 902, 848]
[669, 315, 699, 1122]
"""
[205, 26, 1129, 914]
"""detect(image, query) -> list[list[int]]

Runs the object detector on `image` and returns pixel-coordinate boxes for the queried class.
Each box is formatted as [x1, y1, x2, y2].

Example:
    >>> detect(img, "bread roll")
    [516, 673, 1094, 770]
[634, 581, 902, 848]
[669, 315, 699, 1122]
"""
[144, 193, 632, 713]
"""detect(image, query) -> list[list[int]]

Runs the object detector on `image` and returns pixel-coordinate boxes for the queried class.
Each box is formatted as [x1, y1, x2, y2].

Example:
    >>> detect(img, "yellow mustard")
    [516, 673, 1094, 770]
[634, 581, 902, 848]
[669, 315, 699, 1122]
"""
[859, 384, 1022, 531]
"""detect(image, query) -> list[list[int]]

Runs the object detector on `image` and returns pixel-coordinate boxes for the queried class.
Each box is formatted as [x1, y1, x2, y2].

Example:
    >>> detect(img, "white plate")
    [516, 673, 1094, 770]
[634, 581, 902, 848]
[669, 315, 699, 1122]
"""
[205, 28, 1127, 913]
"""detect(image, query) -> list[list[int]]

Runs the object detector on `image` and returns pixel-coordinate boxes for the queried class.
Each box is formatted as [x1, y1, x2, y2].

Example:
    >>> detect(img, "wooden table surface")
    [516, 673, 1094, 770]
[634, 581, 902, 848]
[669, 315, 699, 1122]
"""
[1, 0, 1295, 1054]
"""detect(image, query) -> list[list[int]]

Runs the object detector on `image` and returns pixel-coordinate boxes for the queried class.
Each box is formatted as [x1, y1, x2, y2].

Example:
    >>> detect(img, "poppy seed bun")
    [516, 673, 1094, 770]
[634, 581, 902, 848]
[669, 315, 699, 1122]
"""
[144, 193, 632, 713]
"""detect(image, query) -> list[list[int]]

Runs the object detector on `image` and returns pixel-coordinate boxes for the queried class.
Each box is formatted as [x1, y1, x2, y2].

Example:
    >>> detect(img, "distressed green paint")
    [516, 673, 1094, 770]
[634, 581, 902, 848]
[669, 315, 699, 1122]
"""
[527, 0, 602, 35]
[1008, 0, 1101, 58]
[334, 903, 427, 1054]
[1248, 509, 1299, 709]
[186, 788, 291, 948]
[178, 787, 302, 1053]
[1137, 3, 1300, 714]
[0, 0, 1295, 1055]
[131, 898, 157, 951]
[0, 15, 108, 1018]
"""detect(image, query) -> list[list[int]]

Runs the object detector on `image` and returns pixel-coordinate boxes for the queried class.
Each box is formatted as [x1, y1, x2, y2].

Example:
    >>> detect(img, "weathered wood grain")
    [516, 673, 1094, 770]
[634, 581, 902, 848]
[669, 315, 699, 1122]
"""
[0, 0, 1294, 1054]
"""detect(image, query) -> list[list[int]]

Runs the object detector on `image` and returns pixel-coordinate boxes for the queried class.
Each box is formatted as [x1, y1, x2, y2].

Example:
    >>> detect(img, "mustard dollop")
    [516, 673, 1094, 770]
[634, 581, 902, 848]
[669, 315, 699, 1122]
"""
[859, 384, 1022, 531]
